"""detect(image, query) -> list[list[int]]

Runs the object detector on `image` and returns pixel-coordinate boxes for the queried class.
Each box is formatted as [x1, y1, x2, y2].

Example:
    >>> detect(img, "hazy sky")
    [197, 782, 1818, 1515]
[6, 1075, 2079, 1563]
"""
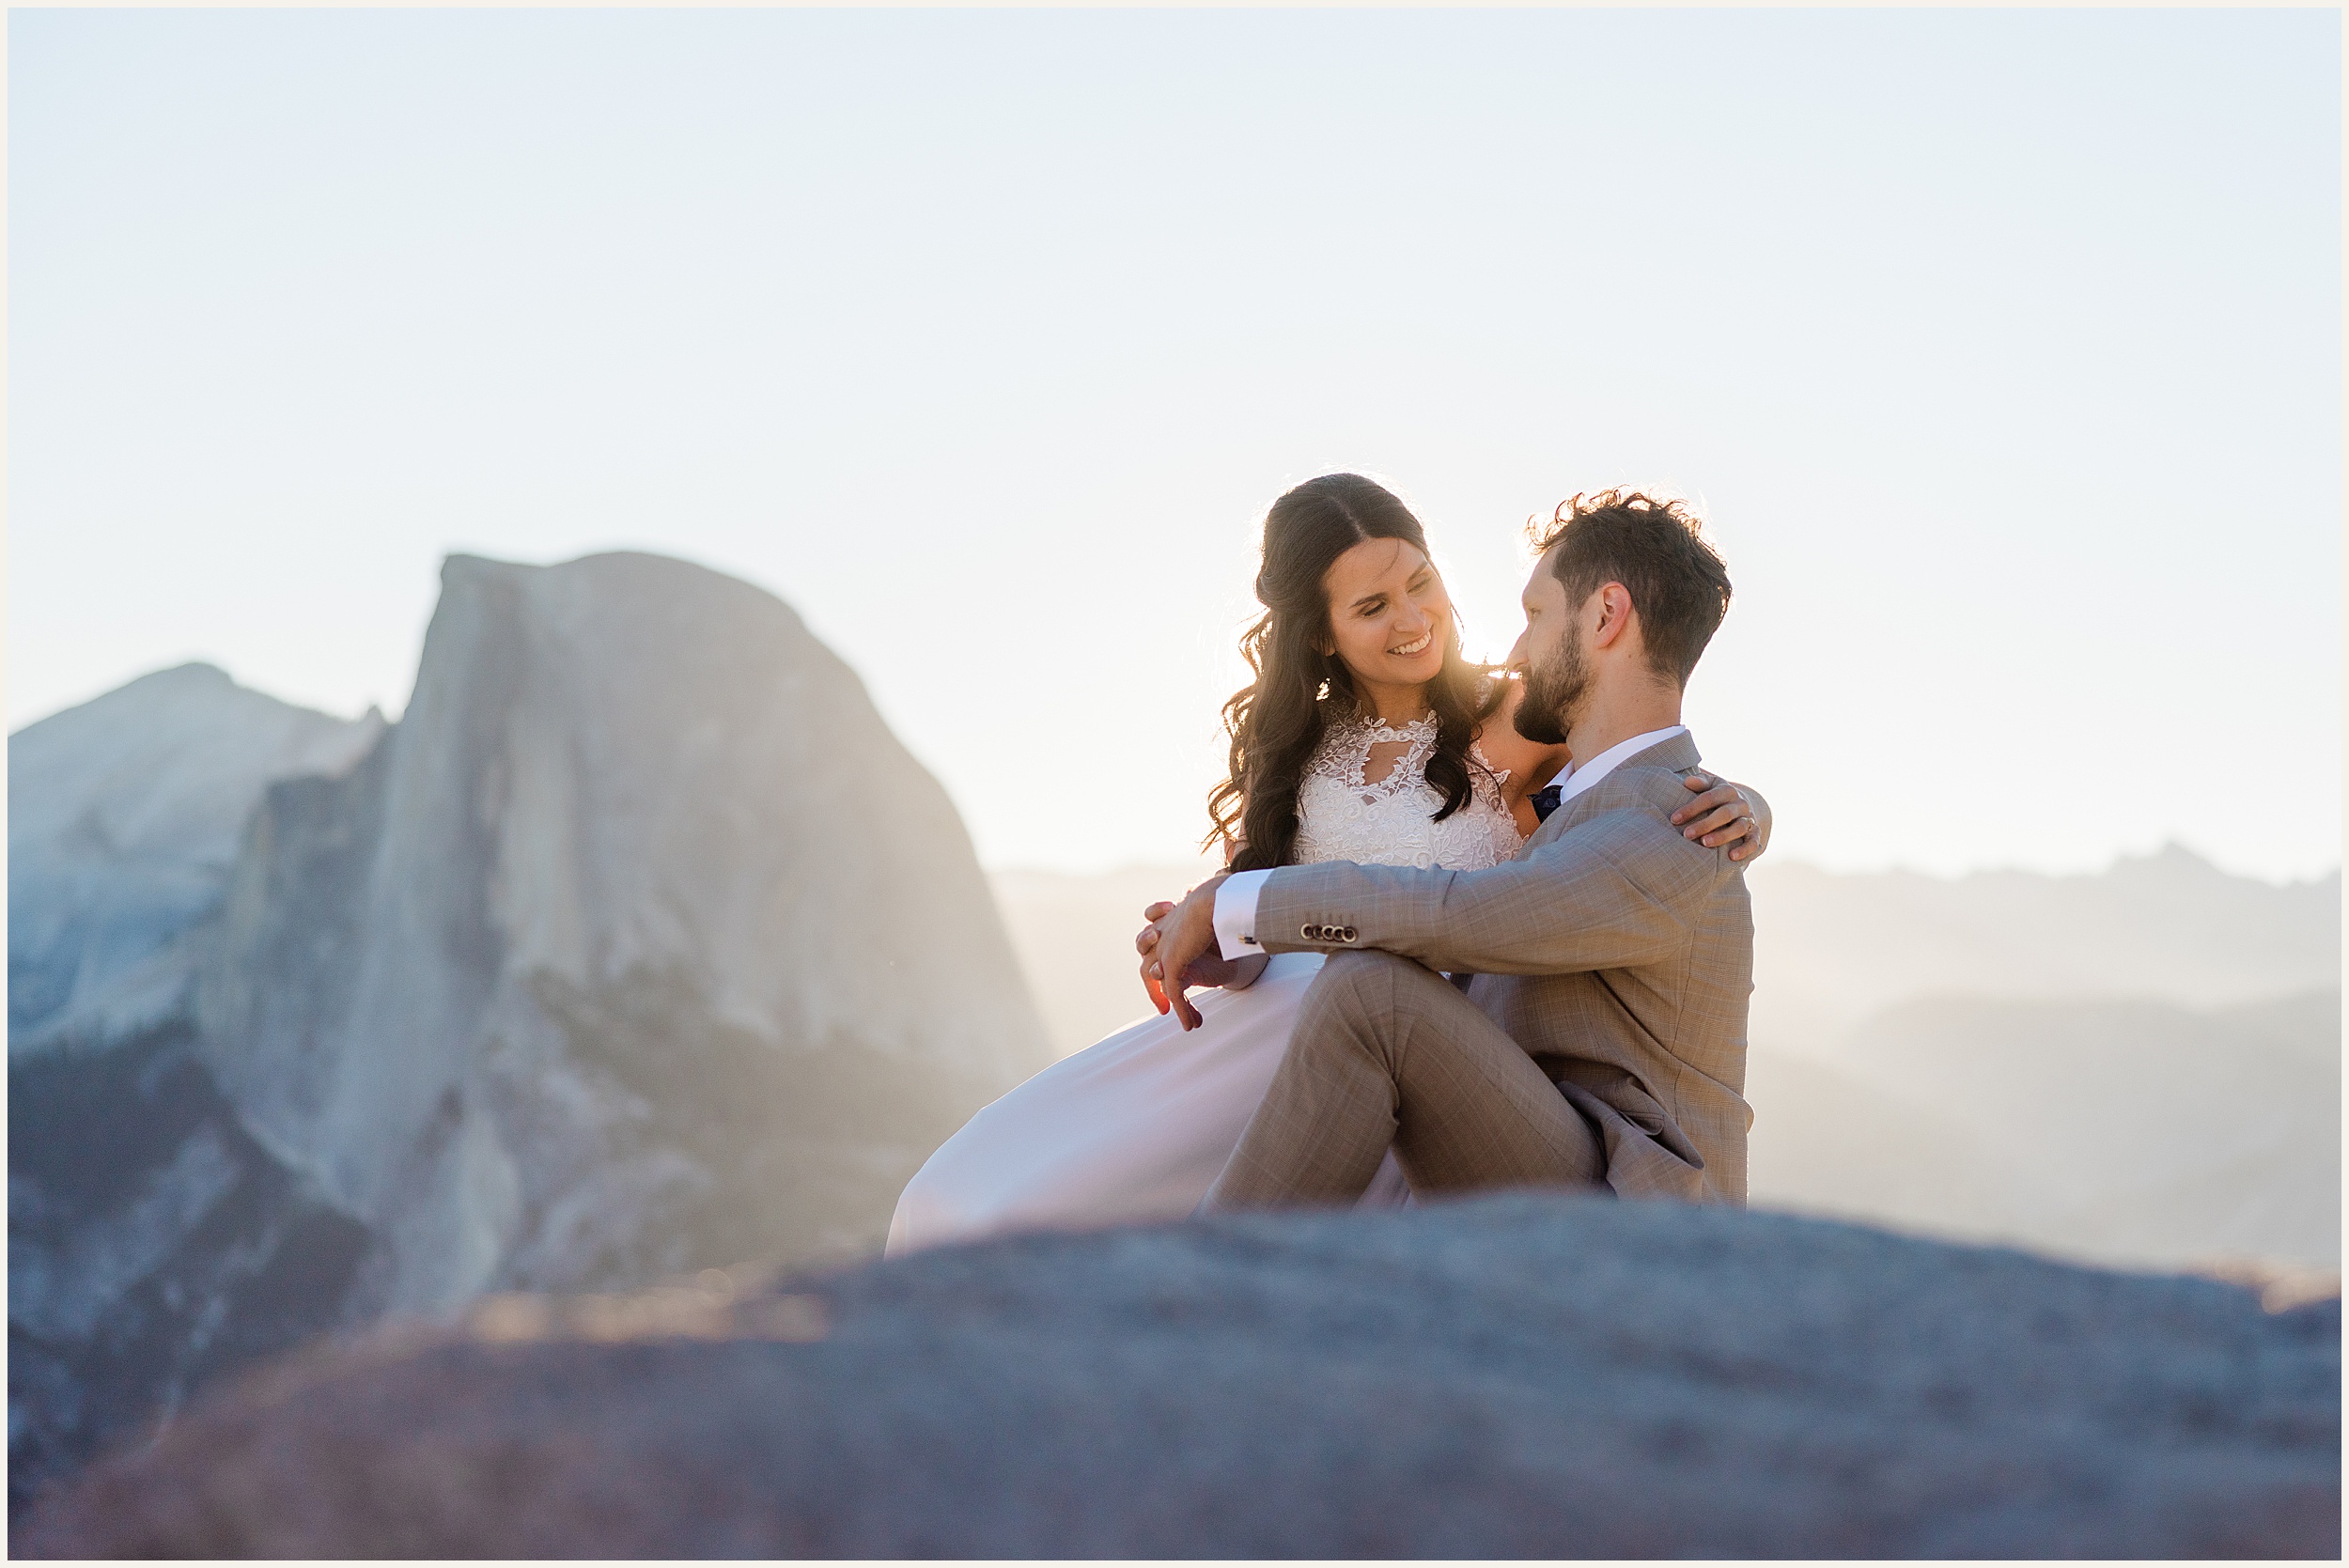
[12, 8, 2340, 881]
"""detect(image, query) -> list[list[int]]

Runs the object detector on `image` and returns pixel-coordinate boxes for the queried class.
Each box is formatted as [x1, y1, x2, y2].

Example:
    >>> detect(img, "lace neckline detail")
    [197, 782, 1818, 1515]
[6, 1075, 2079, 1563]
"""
[1359, 712, 1436, 741]
[1291, 706, 1524, 873]
[1326, 710, 1439, 795]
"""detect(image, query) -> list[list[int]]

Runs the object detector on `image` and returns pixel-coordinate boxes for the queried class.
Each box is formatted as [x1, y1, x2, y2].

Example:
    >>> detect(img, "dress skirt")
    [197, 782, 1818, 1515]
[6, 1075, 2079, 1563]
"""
[887, 952, 1410, 1254]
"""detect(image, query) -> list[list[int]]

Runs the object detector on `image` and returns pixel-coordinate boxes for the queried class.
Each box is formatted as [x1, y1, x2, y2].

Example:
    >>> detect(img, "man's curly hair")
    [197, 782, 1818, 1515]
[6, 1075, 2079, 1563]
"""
[1529, 489, 1732, 687]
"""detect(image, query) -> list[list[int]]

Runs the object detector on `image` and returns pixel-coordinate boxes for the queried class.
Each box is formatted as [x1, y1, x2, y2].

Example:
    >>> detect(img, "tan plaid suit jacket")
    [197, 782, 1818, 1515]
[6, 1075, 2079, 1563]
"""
[1248, 730, 1757, 1203]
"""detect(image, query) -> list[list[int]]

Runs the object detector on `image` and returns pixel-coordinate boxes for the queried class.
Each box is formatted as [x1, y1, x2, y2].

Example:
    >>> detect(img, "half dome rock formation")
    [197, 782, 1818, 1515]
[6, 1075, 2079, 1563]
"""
[18, 1197, 2340, 1559]
[10, 551, 1051, 1508]
[193, 551, 1050, 1301]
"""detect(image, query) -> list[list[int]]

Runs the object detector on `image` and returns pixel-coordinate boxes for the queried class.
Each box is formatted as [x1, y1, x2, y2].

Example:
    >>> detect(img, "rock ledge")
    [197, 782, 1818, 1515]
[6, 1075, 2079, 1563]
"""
[21, 1196, 2341, 1559]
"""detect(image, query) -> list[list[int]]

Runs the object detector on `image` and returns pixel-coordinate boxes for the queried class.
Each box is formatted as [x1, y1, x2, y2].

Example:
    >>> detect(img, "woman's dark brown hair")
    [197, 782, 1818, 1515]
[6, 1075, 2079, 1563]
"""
[1206, 474, 1500, 872]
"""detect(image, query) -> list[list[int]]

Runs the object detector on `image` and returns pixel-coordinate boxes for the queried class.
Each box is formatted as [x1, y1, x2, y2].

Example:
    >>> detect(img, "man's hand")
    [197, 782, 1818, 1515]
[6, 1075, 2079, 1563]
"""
[1133, 873, 1231, 1030]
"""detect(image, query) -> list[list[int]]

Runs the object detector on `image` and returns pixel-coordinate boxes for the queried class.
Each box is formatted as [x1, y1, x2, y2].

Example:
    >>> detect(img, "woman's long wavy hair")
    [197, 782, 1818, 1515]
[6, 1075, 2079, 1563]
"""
[1207, 474, 1501, 872]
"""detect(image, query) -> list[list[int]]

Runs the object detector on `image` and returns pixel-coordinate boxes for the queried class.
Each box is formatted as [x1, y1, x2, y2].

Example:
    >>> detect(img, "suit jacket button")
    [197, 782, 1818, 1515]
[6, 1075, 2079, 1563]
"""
[1301, 924, 1317, 940]
[1343, 926, 1358, 942]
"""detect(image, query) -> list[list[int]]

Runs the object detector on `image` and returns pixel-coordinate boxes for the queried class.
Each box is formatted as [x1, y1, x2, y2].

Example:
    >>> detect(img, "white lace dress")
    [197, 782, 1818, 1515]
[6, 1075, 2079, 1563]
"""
[886, 712, 1526, 1254]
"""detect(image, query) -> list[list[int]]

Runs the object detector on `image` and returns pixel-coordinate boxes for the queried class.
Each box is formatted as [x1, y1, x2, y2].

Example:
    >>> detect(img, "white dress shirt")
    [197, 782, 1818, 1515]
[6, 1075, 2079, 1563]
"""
[1212, 724, 1692, 962]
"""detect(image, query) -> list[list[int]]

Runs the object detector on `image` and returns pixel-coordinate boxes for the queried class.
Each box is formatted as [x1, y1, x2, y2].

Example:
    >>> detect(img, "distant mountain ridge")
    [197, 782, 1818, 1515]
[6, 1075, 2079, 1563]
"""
[9, 663, 384, 1052]
[10, 552, 1051, 1509]
[1749, 847, 2341, 1048]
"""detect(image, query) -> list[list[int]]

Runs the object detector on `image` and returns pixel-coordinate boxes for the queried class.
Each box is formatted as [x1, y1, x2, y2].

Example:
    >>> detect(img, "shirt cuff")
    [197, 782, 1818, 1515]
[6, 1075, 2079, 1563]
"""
[1213, 869, 1274, 962]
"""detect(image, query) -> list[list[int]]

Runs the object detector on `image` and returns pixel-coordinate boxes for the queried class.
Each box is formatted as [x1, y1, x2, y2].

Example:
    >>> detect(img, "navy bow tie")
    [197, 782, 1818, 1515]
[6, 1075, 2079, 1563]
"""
[1529, 784, 1563, 822]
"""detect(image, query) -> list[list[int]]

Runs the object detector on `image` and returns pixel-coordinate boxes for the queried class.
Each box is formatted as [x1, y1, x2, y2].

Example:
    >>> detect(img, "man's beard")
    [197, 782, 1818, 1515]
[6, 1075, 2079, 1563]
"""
[1514, 633, 1588, 747]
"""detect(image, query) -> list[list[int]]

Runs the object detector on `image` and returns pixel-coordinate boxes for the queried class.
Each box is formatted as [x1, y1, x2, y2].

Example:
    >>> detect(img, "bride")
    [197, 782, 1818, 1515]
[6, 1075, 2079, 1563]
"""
[888, 474, 1766, 1254]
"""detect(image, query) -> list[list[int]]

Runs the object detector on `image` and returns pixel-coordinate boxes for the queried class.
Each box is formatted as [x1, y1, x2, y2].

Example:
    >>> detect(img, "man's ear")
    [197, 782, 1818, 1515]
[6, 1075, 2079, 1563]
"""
[1589, 582, 1637, 651]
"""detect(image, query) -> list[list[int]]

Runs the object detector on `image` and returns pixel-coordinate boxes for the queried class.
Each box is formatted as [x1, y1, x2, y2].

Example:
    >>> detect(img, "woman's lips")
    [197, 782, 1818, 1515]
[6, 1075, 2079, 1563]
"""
[1388, 629, 1434, 657]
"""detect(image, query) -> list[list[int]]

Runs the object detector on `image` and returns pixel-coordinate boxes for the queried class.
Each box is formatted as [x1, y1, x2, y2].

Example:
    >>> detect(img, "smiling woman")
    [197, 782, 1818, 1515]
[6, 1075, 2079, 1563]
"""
[1319, 537, 1449, 786]
[1208, 474, 1503, 872]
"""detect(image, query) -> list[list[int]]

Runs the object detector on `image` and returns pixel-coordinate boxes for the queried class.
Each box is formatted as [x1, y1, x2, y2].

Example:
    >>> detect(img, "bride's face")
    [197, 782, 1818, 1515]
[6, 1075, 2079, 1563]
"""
[1317, 537, 1452, 695]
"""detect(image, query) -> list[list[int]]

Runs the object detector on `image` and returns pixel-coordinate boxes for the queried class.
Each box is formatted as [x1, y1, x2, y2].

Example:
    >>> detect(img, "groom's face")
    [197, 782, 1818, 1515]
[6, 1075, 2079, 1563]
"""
[1512, 551, 1590, 747]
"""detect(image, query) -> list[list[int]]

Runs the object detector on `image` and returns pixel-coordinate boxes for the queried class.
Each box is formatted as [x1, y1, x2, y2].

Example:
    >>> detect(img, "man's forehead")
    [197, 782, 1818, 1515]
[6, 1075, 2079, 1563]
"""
[1523, 548, 1564, 598]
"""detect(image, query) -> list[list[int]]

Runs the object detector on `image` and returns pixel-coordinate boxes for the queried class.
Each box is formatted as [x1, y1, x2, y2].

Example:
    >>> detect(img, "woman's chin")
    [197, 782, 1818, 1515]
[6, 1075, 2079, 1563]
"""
[1391, 652, 1443, 685]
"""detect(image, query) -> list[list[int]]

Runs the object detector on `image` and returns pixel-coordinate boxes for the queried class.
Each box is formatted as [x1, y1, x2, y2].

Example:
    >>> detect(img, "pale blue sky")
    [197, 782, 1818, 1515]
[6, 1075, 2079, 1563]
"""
[11, 8, 2341, 879]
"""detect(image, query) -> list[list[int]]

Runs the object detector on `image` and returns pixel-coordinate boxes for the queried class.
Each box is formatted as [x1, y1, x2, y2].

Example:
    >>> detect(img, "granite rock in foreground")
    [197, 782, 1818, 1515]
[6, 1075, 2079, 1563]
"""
[21, 1197, 2341, 1559]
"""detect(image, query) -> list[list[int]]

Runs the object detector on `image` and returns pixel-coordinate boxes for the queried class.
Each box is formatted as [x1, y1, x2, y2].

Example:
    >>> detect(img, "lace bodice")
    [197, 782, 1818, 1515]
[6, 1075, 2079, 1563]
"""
[1290, 711, 1526, 873]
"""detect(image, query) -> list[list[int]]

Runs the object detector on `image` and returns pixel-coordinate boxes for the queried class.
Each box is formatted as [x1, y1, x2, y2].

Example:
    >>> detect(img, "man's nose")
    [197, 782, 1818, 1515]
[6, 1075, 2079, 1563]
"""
[1504, 629, 1529, 671]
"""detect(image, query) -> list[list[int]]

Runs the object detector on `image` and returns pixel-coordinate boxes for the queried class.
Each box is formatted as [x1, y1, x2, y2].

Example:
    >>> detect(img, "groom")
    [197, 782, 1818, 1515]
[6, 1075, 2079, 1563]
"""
[1152, 489, 1755, 1208]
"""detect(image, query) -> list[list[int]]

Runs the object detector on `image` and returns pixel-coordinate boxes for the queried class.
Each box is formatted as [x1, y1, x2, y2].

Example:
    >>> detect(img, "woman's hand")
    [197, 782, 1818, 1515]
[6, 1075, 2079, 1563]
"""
[1133, 879, 1234, 1029]
[1137, 902, 1176, 1014]
[1671, 773, 1768, 862]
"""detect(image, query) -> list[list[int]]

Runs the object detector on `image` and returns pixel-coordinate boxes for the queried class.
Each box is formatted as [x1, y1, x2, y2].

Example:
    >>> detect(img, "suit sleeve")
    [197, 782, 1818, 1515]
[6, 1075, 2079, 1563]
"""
[1252, 788, 1727, 976]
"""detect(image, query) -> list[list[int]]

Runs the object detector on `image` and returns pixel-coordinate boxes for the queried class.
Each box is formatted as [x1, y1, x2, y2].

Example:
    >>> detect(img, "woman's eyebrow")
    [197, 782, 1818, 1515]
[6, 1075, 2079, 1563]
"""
[1354, 567, 1430, 610]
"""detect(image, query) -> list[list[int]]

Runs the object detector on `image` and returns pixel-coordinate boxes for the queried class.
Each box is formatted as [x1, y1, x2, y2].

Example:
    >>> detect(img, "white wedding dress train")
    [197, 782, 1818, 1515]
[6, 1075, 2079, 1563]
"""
[887, 711, 1526, 1255]
[887, 951, 1408, 1252]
